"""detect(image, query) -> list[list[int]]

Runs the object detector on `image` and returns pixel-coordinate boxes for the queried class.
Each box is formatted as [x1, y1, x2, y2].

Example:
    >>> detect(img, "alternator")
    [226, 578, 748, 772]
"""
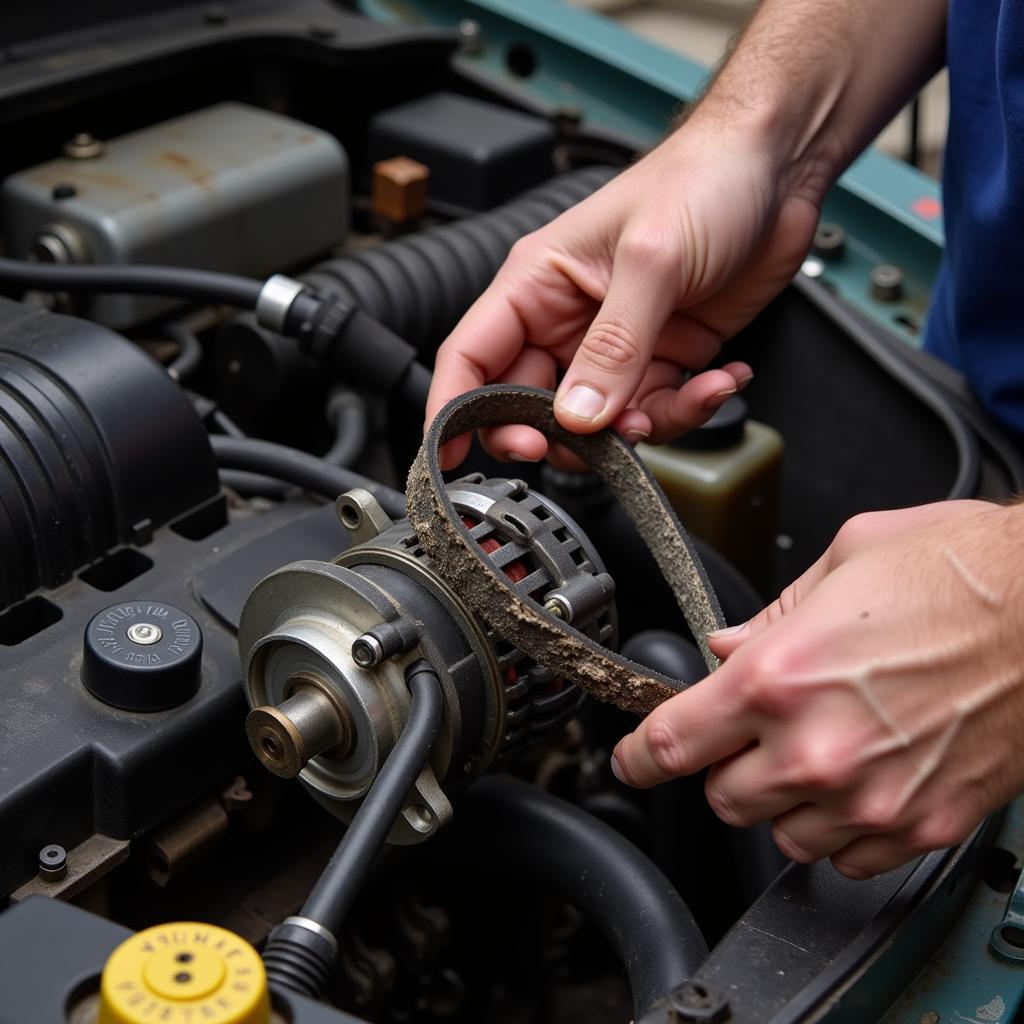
[239, 474, 616, 843]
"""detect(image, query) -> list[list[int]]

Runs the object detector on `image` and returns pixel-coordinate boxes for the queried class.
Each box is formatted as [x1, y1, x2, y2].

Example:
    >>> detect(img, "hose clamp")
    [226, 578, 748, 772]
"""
[256, 274, 307, 334]
[282, 915, 339, 953]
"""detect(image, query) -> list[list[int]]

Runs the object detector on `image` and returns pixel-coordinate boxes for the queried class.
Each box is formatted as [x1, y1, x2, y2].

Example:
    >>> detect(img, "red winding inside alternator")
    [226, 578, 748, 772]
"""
[462, 515, 564, 694]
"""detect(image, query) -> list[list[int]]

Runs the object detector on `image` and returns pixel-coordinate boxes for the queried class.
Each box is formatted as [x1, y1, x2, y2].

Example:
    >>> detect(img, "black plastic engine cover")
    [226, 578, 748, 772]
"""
[0, 299, 220, 610]
[0, 497, 346, 898]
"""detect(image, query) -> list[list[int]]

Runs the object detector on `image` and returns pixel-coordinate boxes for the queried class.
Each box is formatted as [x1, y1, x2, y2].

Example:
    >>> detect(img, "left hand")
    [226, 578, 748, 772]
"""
[611, 500, 1024, 879]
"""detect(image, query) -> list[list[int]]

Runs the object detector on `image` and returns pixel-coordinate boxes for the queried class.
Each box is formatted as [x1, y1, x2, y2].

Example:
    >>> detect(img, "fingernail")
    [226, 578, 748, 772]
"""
[610, 753, 625, 784]
[508, 451, 533, 462]
[557, 383, 606, 422]
[707, 387, 737, 407]
[708, 623, 745, 638]
[624, 427, 650, 444]
[736, 373, 754, 391]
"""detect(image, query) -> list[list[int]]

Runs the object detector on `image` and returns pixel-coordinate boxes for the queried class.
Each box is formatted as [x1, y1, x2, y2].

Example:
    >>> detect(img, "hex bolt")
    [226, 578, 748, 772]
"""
[127, 622, 163, 645]
[62, 133, 104, 160]
[352, 633, 385, 668]
[458, 18, 482, 53]
[812, 221, 846, 258]
[352, 618, 420, 669]
[38, 844, 68, 882]
[543, 572, 615, 627]
[870, 263, 905, 302]
[667, 981, 730, 1023]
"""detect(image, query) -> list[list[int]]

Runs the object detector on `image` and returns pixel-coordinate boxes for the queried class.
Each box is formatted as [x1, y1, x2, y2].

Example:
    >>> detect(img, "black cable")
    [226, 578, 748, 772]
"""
[399, 360, 432, 411]
[208, 434, 405, 518]
[263, 661, 443, 998]
[218, 469, 291, 500]
[436, 776, 707, 1017]
[0, 259, 266, 308]
[210, 409, 245, 439]
[302, 661, 442, 932]
[162, 321, 203, 381]
[323, 389, 368, 467]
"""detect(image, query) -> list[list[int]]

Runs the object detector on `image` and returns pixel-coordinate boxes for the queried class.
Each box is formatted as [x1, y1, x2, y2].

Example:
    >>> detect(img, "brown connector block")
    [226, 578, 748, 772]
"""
[372, 156, 429, 223]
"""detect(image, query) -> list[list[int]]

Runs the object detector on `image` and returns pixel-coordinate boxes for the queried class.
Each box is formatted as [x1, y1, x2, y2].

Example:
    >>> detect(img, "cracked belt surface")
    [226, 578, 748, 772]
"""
[406, 386, 726, 716]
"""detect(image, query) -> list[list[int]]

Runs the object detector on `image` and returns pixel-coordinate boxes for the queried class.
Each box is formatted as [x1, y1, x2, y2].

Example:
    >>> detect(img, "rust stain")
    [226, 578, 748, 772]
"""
[297, 133, 314, 145]
[159, 150, 214, 192]
[162, 150, 192, 169]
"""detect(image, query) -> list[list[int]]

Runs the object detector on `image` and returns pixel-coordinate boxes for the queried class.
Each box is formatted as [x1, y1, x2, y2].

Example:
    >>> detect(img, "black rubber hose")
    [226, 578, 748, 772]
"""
[399, 359, 432, 411]
[302, 661, 443, 934]
[323, 389, 368, 467]
[264, 662, 443, 999]
[208, 434, 405, 518]
[0, 259, 266, 308]
[303, 166, 617, 352]
[162, 321, 203, 381]
[441, 776, 707, 1017]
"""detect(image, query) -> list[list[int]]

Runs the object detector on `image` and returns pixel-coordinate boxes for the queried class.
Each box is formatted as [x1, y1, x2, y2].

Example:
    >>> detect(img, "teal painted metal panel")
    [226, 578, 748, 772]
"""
[359, 0, 944, 343]
[883, 803, 1024, 1024]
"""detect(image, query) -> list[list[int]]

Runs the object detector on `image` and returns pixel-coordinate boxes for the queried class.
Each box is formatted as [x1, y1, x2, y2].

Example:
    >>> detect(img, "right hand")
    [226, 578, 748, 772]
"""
[427, 114, 822, 469]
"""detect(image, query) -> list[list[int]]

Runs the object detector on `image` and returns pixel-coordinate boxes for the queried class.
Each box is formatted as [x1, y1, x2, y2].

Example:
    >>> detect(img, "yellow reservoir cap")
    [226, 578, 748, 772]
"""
[99, 921, 269, 1024]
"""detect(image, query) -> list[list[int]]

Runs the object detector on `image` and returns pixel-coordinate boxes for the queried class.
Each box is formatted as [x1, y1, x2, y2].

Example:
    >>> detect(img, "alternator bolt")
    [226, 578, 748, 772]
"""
[458, 18, 482, 53]
[63, 133, 104, 160]
[38, 844, 68, 882]
[127, 622, 163, 645]
[870, 263, 904, 302]
[544, 597, 571, 622]
[667, 981, 730, 1023]
[352, 633, 385, 668]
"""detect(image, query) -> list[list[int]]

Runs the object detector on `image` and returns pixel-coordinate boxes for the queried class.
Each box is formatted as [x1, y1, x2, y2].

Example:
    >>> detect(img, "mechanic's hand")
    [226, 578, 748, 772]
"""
[612, 500, 1024, 879]
[426, 115, 820, 468]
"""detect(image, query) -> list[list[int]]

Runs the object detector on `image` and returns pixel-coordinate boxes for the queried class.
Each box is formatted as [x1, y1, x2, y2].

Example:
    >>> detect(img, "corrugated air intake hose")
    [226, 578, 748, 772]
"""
[301, 166, 617, 353]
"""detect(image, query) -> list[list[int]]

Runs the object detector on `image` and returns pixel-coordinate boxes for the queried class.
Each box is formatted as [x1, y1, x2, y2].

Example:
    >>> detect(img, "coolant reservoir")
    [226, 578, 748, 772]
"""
[638, 396, 783, 593]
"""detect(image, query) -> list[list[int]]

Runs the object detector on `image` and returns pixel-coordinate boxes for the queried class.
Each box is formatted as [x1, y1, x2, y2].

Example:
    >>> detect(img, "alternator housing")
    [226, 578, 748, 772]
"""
[239, 474, 616, 843]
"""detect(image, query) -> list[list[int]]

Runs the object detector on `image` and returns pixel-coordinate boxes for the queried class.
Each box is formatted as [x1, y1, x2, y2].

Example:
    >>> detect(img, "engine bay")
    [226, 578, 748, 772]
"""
[1, 4, 1023, 1024]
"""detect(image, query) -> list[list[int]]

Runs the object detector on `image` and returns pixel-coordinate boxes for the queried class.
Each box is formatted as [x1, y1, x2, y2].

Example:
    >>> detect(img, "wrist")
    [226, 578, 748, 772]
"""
[670, 93, 838, 213]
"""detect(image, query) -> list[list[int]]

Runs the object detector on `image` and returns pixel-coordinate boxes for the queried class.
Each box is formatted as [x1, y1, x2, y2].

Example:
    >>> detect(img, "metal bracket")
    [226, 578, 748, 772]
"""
[989, 860, 1024, 964]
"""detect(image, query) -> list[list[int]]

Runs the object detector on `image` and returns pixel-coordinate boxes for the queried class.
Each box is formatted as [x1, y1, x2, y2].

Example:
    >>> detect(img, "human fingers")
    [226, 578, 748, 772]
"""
[703, 746, 808, 829]
[706, 548, 836, 659]
[553, 229, 678, 433]
[611, 671, 756, 789]
[479, 347, 559, 463]
[769, 803, 868, 864]
[427, 281, 533, 469]
[638, 364, 754, 443]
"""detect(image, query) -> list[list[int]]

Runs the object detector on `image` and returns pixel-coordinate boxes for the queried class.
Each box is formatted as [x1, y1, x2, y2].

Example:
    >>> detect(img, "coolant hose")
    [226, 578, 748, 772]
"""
[442, 776, 707, 1017]
[323, 389, 368, 468]
[208, 434, 405, 517]
[263, 661, 443, 998]
[303, 166, 617, 351]
[162, 320, 202, 381]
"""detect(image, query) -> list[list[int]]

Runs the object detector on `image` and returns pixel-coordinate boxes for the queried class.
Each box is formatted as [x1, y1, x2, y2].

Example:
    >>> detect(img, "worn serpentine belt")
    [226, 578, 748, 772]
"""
[405, 386, 726, 717]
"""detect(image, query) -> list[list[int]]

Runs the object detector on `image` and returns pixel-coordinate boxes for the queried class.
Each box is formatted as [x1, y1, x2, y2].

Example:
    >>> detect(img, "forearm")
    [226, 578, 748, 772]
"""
[689, 0, 947, 202]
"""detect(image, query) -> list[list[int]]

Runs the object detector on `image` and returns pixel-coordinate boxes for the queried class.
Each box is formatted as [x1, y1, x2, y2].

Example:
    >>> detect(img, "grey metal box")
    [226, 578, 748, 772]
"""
[2, 102, 350, 328]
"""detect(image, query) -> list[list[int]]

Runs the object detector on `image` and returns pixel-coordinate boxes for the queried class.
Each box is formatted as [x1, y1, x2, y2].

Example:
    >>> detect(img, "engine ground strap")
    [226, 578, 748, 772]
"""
[406, 386, 726, 716]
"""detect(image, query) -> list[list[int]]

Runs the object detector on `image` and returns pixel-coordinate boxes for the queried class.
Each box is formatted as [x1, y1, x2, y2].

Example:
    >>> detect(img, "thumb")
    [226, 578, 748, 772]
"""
[554, 237, 675, 433]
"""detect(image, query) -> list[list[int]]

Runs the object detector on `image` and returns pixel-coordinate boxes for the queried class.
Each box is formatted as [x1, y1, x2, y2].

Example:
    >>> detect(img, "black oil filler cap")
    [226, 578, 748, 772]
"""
[83, 602, 202, 711]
